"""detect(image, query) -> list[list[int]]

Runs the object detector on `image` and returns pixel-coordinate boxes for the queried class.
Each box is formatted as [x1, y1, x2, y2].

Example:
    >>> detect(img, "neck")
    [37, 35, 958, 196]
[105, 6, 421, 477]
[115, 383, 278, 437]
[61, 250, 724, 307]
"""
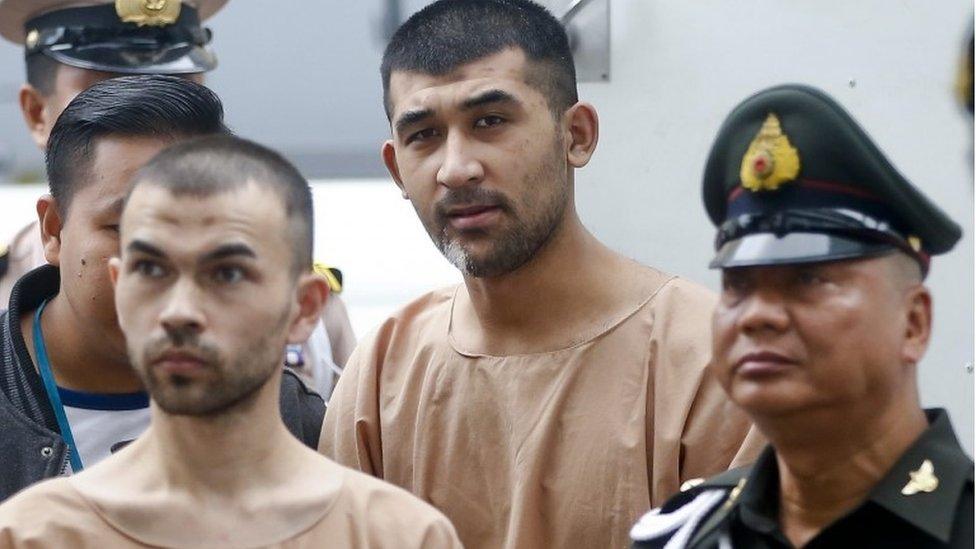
[760, 391, 928, 546]
[69, 370, 335, 547]
[457, 206, 641, 349]
[22, 293, 143, 393]
[144, 372, 302, 495]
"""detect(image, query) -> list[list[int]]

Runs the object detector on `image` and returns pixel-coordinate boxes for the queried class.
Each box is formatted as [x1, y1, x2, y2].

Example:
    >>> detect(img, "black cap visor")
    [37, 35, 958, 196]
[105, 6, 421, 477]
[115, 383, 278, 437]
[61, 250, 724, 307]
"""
[43, 41, 215, 74]
[709, 231, 896, 269]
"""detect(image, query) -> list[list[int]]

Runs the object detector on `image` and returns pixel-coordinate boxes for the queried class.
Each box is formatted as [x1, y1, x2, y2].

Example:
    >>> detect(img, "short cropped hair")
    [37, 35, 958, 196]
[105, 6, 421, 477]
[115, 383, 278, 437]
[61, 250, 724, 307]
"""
[46, 74, 229, 215]
[381, 0, 578, 119]
[131, 135, 315, 274]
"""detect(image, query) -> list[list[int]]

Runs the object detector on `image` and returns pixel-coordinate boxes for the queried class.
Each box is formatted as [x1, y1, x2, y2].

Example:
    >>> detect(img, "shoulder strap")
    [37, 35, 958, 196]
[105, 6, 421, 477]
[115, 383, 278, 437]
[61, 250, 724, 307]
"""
[687, 477, 748, 547]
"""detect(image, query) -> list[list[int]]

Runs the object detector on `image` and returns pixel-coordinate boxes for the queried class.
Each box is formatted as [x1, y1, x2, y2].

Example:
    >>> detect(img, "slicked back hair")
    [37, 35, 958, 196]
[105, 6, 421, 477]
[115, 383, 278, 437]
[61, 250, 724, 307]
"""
[381, 0, 578, 120]
[46, 74, 229, 216]
[130, 135, 315, 275]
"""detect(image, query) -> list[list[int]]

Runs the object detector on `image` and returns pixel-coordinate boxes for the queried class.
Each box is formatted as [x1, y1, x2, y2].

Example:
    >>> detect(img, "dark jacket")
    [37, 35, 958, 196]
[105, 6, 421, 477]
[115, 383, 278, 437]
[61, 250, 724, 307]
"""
[0, 265, 325, 502]
[632, 408, 973, 548]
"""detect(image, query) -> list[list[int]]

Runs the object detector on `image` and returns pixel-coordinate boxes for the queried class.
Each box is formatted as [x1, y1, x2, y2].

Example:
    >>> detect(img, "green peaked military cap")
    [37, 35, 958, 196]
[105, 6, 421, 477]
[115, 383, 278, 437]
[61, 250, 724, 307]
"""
[703, 84, 961, 275]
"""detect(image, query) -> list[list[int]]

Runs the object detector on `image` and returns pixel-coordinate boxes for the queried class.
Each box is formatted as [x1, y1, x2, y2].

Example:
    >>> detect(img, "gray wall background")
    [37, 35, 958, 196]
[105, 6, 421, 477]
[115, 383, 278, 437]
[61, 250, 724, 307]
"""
[0, 1, 972, 451]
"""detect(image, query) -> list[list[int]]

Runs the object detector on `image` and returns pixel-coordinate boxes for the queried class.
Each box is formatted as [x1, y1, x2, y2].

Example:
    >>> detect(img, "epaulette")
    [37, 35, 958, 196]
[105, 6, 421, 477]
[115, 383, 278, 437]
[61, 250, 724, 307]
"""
[632, 467, 752, 547]
[312, 262, 343, 293]
[659, 466, 750, 513]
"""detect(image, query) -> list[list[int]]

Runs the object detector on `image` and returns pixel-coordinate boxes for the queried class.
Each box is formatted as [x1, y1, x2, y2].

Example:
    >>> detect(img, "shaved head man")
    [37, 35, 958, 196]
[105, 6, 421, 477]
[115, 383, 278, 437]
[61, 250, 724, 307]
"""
[0, 135, 462, 548]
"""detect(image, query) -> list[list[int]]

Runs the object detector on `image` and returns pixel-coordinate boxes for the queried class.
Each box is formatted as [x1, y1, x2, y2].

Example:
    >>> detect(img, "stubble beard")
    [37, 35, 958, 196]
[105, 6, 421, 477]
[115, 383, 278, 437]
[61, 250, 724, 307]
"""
[132, 309, 291, 417]
[430, 139, 569, 278]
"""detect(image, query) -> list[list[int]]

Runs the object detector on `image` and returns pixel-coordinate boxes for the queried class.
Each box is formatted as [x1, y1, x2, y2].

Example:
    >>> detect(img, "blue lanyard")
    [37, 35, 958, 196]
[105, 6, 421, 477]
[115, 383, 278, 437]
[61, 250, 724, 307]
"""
[32, 299, 84, 473]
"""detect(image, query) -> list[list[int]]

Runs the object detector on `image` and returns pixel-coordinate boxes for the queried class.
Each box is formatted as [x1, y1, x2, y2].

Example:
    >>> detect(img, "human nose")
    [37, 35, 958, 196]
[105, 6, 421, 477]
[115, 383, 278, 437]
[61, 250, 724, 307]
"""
[735, 287, 790, 335]
[159, 278, 205, 342]
[436, 132, 484, 188]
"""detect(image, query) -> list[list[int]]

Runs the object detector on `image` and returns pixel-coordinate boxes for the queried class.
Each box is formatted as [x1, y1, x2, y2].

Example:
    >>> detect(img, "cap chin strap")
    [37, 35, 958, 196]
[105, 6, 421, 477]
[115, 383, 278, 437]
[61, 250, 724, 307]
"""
[715, 208, 928, 275]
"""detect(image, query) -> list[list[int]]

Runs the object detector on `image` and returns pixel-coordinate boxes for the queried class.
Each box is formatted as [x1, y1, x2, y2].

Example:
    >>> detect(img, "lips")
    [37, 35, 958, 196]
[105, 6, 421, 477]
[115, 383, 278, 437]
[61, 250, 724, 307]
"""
[733, 350, 798, 378]
[150, 350, 210, 376]
[444, 204, 502, 230]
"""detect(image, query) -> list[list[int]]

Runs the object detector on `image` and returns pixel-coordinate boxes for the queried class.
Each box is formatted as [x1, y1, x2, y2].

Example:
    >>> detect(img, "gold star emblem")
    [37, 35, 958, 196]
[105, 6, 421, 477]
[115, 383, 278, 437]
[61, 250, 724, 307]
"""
[901, 459, 939, 495]
[740, 113, 801, 192]
[115, 0, 181, 27]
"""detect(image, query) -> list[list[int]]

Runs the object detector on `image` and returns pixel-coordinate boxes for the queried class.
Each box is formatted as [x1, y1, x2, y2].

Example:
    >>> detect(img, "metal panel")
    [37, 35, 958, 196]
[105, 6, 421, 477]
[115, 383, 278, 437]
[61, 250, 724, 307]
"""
[552, 0, 610, 82]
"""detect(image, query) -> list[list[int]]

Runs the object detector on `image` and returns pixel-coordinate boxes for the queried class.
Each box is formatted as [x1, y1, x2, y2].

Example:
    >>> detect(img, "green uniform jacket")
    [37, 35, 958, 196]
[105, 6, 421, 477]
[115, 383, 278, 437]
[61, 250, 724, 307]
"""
[632, 409, 973, 548]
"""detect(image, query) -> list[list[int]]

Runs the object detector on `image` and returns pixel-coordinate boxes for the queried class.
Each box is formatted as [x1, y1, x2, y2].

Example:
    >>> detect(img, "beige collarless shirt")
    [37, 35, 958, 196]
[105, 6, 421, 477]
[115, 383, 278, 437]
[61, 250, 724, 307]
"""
[0, 458, 462, 548]
[321, 267, 763, 549]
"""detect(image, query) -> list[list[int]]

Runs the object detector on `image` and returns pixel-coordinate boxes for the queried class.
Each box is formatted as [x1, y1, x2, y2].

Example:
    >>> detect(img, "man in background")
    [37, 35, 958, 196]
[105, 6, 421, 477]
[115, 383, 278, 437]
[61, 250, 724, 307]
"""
[0, 0, 355, 395]
[0, 75, 325, 502]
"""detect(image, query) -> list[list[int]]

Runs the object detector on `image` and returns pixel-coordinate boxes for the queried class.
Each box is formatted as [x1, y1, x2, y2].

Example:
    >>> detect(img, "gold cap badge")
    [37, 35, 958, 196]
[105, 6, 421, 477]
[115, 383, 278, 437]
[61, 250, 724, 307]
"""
[115, 0, 181, 27]
[901, 459, 939, 495]
[740, 113, 801, 192]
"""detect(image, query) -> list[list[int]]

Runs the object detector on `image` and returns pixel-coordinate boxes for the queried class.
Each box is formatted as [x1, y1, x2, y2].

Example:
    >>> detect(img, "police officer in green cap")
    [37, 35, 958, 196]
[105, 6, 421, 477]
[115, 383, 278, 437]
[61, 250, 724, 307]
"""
[630, 84, 972, 548]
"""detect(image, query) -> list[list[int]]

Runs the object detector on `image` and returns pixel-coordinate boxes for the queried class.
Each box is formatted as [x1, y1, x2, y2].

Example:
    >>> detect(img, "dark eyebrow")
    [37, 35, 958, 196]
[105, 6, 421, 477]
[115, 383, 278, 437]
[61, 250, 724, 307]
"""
[394, 108, 434, 136]
[460, 89, 520, 111]
[200, 243, 257, 264]
[127, 239, 165, 257]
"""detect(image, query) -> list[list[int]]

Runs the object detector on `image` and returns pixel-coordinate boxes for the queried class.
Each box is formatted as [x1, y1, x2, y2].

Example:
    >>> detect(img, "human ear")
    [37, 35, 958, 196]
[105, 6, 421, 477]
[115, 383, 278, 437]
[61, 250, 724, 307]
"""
[108, 257, 121, 288]
[901, 285, 932, 365]
[287, 273, 330, 345]
[382, 140, 409, 199]
[36, 194, 63, 266]
[563, 102, 599, 168]
[19, 84, 51, 150]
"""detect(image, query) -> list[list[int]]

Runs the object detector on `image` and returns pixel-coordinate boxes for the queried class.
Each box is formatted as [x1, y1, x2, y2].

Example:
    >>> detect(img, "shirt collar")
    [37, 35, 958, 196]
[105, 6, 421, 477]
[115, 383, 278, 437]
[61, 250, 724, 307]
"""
[735, 445, 782, 534]
[866, 408, 973, 543]
[734, 409, 972, 544]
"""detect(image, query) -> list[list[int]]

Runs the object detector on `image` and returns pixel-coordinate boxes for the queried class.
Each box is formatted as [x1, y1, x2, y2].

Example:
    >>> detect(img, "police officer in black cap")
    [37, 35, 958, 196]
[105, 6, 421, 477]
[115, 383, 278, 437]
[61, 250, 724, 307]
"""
[630, 84, 972, 548]
[0, 0, 358, 395]
[0, 0, 225, 304]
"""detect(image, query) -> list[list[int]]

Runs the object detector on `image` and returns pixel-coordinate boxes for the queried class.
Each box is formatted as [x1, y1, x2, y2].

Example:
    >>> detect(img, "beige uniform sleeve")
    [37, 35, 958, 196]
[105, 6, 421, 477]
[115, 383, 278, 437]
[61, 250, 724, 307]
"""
[646, 279, 764, 506]
[319, 331, 384, 477]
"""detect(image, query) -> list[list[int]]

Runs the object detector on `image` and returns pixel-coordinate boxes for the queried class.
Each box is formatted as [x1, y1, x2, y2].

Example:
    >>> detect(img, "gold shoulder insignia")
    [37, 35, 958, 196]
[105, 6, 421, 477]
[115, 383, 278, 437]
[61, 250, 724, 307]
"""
[740, 113, 800, 192]
[902, 459, 939, 495]
[115, 0, 181, 27]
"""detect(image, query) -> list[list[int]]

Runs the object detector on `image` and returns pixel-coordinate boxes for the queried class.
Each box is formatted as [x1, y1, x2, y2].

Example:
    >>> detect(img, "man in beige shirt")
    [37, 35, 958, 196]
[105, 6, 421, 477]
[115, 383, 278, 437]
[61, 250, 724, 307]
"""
[320, 1, 763, 548]
[0, 133, 461, 548]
